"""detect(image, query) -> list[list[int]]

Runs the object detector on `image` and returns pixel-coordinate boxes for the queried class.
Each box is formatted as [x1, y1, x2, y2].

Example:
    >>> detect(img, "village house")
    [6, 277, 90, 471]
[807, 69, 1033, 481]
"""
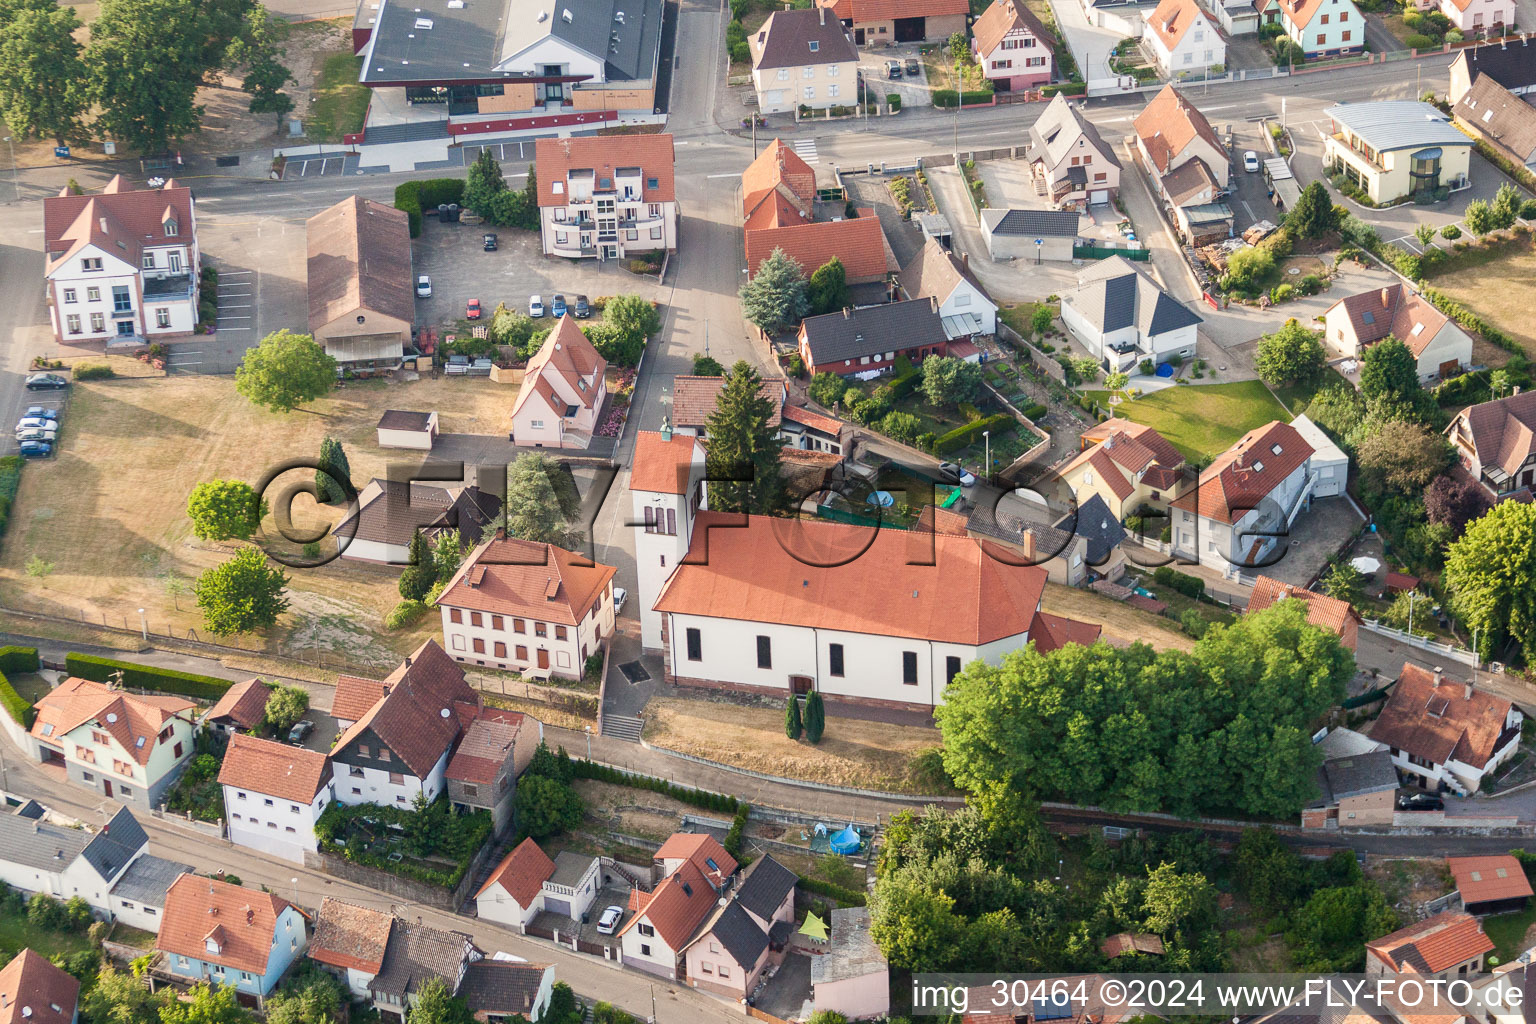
[1060, 255, 1202, 372]
[1256, 0, 1364, 56]
[743, 140, 816, 231]
[308, 898, 395, 998]
[445, 708, 540, 836]
[1438, 0, 1512, 37]
[1246, 575, 1361, 651]
[0, 805, 186, 932]
[534, 135, 677, 262]
[29, 678, 197, 809]
[1025, 93, 1121, 207]
[1287, 414, 1349, 497]
[0, 950, 79, 1024]
[1323, 101, 1473, 204]
[971, 0, 1054, 91]
[1448, 855, 1533, 915]
[681, 855, 799, 1000]
[332, 479, 501, 566]
[897, 239, 998, 339]
[436, 531, 617, 679]
[218, 734, 333, 865]
[156, 876, 307, 1006]
[670, 376, 788, 438]
[305, 195, 413, 370]
[474, 838, 602, 931]
[351, 0, 665, 134]
[1448, 38, 1536, 105]
[1132, 86, 1231, 244]
[1300, 748, 1397, 828]
[201, 679, 269, 737]
[956, 496, 1127, 590]
[367, 922, 474, 1020]
[1446, 389, 1536, 499]
[631, 429, 709, 649]
[749, 7, 860, 114]
[1169, 420, 1317, 578]
[1058, 417, 1189, 519]
[818, 0, 968, 45]
[42, 175, 200, 345]
[979, 209, 1081, 261]
[797, 298, 952, 377]
[1368, 663, 1522, 796]
[811, 908, 890, 1019]
[1365, 911, 1494, 979]
[1142, 0, 1225, 79]
[1322, 284, 1475, 384]
[328, 640, 481, 810]
[510, 316, 608, 449]
[632, 431, 1100, 709]
[1455, 72, 1536, 175]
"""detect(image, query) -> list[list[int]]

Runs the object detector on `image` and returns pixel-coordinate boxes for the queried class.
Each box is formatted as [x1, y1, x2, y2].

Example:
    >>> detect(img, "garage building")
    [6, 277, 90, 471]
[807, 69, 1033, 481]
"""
[307, 196, 413, 370]
[980, 208, 1080, 261]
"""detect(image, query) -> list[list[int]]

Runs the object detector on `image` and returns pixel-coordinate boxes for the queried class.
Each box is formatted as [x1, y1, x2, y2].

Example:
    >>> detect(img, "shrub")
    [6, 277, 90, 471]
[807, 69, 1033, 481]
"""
[1521, 199, 1536, 221]
[1153, 565, 1205, 599]
[72, 363, 114, 380]
[64, 653, 231, 700]
[799, 876, 866, 906]
[0, 672, 34, 728]
[571, 759, 741, 814]
[384, 600, 429, 630]
[886, 93, 901, 111]
[934, 413, 1013, 456]
[1404, 32, 1436, 48]
[393, 178, 465, 238]
[1041, 82, 1088, 96]
[1270, 283, 1295, 304]
[1020, 403, 1048, 420]
[723, 803, 750, 861]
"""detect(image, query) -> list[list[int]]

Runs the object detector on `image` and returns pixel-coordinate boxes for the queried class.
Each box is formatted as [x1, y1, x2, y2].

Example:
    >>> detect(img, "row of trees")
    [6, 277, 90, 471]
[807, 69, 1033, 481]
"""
[0, 0, 294, 153]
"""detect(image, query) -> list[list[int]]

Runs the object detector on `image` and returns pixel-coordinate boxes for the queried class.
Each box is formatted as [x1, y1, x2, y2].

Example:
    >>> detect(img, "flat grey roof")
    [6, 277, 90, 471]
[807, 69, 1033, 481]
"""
[362, 0, 663, 85]
[1324, 101, 1472, 153]
[110, 855, 193, 907]
[812, 907, 887, 985]
[549, 851, 593, 889]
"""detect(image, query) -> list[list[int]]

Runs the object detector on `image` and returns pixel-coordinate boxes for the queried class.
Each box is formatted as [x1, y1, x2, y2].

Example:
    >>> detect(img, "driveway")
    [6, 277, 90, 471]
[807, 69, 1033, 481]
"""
[1263, 494, 1365, 587]
[1362, 13, 1411, 53]
[842, 171, 927, 269]
[860, 46, 932, 109]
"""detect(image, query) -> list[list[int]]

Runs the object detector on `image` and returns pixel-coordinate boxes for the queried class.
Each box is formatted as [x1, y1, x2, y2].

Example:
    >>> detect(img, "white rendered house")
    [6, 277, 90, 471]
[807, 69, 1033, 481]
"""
[219, 734, 333, 864]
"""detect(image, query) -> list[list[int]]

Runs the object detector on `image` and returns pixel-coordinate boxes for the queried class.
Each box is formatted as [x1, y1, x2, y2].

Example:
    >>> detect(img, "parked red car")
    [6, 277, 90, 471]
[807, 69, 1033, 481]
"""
[466, 298, 482, 320]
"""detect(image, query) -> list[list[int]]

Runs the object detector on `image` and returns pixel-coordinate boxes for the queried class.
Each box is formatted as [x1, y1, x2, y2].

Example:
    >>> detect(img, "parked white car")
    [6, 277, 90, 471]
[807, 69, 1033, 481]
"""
[416, 275, 432, 298]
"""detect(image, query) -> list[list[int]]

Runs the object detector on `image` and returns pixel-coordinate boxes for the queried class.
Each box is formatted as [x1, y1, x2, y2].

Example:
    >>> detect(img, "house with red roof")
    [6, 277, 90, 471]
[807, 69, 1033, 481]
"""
[1367, 664, 1522, 796]
[972, 0, 1053, 90]
[1365, 910, 1494, 980]
[0, 950, 79, 1024]
[1323, 283, 1472, 383]
[156, 876, 307, 1005]
[201, 678, 269, 737]
[42, 174, 200, 345]
[219, 734, 334, 864]
[1058, 417, 1188, 520]
[510, 316, 608, 449]
[631, 427, 709, 650]
[1256, 0, 1364, 56]
[475, 838, 602, 931]
[1448, 855, 1533, 916]
[308, 898, 395, 997]
[1169, 420, 1317, 578]
[30, 678, 197, 810]
[1445, 390, 1536, 499]
[1141, 0, 1223, 78]
[1132, 86, 1232, 244]
[1246, 575, 1361, 651]
[445, 708, 541, 835]
[534, 135, 676, 262]
[817, 0, 968, 44]
[434, 530, 617, 680]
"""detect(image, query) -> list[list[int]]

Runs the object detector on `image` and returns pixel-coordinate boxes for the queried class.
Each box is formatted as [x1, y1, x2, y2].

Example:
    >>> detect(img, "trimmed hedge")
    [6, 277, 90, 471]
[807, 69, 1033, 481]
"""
[934, 413, 1014, 456]
[0, 646, 38, 728]
[932, 89, 994, 108]
[723, 802, 750, 863]
[1020, 402, 1048, 420]
[1153, 566, 1205, 600]
[889, 367, 923, 401]
[799, 876, 866, 906]
[1042, 82, 1088, 97]
[1421, 284, 1521, 355]
[64, 653, 232, 701]
[394, 178, 466, 238]
[573, 758, 741, 814]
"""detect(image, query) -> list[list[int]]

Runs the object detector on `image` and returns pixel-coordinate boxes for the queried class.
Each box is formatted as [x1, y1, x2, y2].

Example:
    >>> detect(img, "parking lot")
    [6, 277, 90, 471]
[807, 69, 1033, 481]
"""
[410, 218, 667, 335]
[858, 47, 932, 109]
[9, 374, 69, 457]
[1227, 121, 1278, 234]
[280, 154, 360, 179]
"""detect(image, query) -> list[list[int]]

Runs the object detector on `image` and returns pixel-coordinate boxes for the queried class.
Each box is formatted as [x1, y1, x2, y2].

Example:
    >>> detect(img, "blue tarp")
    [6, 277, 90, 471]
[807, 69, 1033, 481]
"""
[1155, 363, 1175, 378]
[829, 825, 862, 855]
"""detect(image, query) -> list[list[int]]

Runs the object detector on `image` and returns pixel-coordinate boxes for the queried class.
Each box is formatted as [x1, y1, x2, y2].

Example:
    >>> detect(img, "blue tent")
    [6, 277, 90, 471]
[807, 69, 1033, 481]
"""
[829, 825, 862, 855]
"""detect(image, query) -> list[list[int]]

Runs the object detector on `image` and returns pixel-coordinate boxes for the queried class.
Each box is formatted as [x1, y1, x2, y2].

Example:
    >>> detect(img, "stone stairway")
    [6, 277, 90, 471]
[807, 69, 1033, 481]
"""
[359, 119, 451, 144]
[601, 713, 644, 742]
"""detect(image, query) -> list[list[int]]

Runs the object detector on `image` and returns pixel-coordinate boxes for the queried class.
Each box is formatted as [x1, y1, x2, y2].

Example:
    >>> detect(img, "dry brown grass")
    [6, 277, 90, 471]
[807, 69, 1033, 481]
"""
[1429, 241, 1536, 358]
[0, 375, 516, 661]
[484, 694, 594, 730]
[641, 697, 943, 792]
[575, 778, 698, 840]
[1038, 582, 1194, 652]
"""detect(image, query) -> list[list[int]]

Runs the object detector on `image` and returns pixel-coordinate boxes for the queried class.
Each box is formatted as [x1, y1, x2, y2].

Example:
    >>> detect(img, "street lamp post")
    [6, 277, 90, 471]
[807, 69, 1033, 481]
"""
[291, 877, 299, 906]
[138, 608, 147, 641]
[1035, 238, 1043, 265]
[982, 429, 991, 478]
[584, 725, 592, 759]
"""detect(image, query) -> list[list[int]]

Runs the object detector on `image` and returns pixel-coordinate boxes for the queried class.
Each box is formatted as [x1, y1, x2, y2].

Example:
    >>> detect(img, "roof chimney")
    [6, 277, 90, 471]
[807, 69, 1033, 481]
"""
[961, 252, 969, 270]
[1433, 666, 1444, 687]
[404, 656, 412, 667]
[842, 307, 851, 318]
[660, 415, 673, 442]
[1019, 527, 1036, 563]
[99, 217, 108, 234]
[819, 3, 825, 23]
[1380, 287, 1391, 308]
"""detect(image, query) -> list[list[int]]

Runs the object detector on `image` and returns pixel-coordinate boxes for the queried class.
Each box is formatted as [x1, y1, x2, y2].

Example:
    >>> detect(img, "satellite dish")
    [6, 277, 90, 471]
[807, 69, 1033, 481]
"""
[106, 713, 118, 723]
[440, 708, 451, 718]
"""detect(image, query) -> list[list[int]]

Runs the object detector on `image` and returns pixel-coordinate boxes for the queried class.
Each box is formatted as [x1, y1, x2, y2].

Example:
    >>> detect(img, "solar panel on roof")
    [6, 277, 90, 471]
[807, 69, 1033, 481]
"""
[1034, 994, 1072, 1020]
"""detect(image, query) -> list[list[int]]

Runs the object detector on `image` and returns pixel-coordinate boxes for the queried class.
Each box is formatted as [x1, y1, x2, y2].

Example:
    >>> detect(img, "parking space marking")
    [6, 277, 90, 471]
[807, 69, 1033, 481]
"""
[213, 327, 251, 332]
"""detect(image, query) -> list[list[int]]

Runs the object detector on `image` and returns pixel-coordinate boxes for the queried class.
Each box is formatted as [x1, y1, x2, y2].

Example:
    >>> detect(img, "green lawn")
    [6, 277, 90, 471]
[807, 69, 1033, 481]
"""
[6, 672, 50, 704]
[1273, 366, 1351, 416]
[1484, 904, 1536, 963]
[307, 53, 371, 142]
[1084, 380, 1292, 461]
[0, 907, 96, 960]
[999, 302, 1058, 338]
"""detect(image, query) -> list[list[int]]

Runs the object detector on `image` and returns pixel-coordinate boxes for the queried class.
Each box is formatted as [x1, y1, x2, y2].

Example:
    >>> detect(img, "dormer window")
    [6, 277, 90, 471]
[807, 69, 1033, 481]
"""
[163, 219, 178, 237]
[809, 39, 819, 50]
[205, 938, 221, 954]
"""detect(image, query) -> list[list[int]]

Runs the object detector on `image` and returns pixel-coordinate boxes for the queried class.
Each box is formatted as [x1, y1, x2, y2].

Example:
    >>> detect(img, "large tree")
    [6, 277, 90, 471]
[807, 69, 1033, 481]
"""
[498, 453, 583, 546]
[934, 600, 1352, 819]
[920, 354, 984, 408]
[462, 147, 508, 217]
[514, 774, 585, 839]
[704, 360, 786, 516]
[225, 9, 293, 121]
[1424, 472, 1491, 534]
[807, 256, 850, 317]
[1256, 319, 1325, 388]
[1141, 862, 1217, 937]
[739, 248, 808, 335]
[1358, 337, 1419, 402]
[398, 529, 436, 600]
[235, 330, 337, 413]
[407, 978, 474, 1024]
[1356, 420, 1452, 496]
[1444, 498, 1536, 660]
[81, 966, 174, 1024]
[315, 437, 353, 505]
[262, 684, 309, 733]
[186, 479, 264, 541]
[0, 1, 87, 146]
[193, 547, 290, 636]
[1288, 183, 1339, 239]
[161, 984, 253, 1024]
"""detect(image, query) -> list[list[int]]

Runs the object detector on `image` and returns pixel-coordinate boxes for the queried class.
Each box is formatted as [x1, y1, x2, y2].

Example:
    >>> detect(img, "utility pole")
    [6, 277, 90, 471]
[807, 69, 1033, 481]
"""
[1407, 590, 1416, 640]
[952, 50, 960, 162]
[649, 985, 657, 1024]
[751, 115, 757, 158]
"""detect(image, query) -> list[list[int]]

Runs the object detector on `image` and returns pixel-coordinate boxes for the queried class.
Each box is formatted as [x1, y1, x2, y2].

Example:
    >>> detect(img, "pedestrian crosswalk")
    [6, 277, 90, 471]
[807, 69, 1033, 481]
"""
[791, 139, 819, 164]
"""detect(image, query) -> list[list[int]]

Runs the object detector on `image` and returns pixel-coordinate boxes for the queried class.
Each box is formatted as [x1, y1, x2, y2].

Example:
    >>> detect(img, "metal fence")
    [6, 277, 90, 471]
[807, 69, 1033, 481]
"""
[1074, 244, 1150, 261]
